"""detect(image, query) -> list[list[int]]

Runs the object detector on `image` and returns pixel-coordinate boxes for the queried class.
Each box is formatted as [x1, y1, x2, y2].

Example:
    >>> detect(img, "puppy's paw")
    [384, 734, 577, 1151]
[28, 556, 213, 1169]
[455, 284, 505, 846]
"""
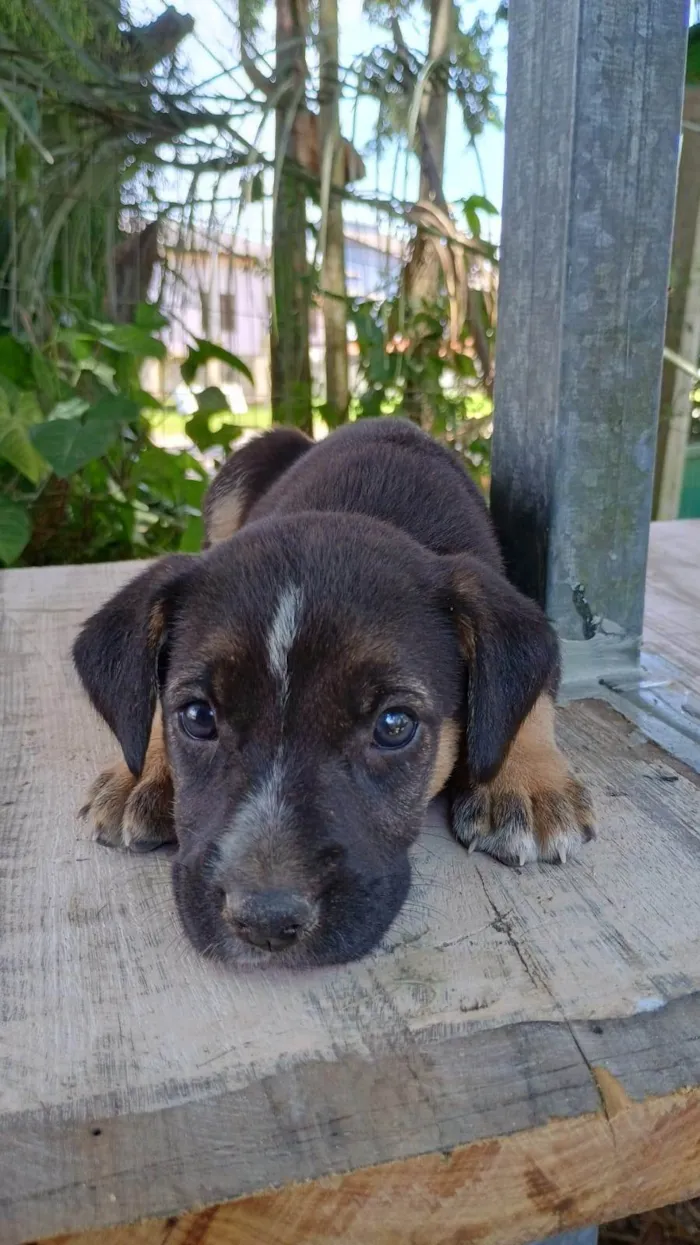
[452, 768, 596, 867]
[80, 763, 176, 853]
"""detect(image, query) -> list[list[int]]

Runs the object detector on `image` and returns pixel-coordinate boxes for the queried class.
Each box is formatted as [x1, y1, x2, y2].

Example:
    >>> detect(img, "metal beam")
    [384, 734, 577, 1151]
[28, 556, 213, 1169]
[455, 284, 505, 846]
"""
[530, 1231, 598, 1245]
[491, 0, 688, 683]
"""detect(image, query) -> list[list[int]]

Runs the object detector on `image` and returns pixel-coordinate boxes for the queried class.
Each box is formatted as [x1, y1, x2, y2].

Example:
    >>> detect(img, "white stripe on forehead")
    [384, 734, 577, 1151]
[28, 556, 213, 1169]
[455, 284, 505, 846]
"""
[267, 582, 303, 700]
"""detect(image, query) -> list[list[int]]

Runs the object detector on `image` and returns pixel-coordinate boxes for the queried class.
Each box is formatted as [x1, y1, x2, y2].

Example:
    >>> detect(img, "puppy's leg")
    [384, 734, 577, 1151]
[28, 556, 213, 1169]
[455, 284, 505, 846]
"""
[450, 694, 596, 866]
[80, 709, 175, 852]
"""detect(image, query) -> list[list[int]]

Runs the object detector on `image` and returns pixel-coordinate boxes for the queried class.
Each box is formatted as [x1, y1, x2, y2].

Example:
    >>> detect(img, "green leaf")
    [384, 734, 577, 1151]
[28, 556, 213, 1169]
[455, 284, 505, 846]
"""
[182, 339, 254, 386]
[78, 357, 118, 393]
[196, 386, 230, 416]
[48, 397, 90, 421]
[88, 322, 167, 359]
[464, 205, 480, 237]
[14, 142, 34, 185]
[0, 413, 46, 483]
[30, 416, 119, 478]
[461, 194, 498, 239]
[463, 194, 498, 215]
[132, 444, 193, 495]
[87, 394, 142, 424]
[134, 302, 169, 331]
[183, 474, 208, 504]
[316, 400, 342, 430]
[57, 330, 94, 362]
[0, 496, 31, 566]
[0, 336, 32, 388]
[31, 350, 61, 402]
[0, 373, 21, 408]
[185, 410, 241, 453]
[132, 387, 162, 410]
[15, 392, 43, 425]
[184, 411, 217, 452]
[179, 513, 204, 552]
[452, 352, 477, 379]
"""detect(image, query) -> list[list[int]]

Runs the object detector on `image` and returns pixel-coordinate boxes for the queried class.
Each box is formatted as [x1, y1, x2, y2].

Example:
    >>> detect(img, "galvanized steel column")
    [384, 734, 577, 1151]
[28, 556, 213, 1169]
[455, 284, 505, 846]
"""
[491, 0, 689, 682]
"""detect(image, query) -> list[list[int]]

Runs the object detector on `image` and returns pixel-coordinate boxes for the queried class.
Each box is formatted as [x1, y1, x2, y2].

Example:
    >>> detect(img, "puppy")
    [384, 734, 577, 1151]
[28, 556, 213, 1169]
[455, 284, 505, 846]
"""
[73, 417, 595, 967]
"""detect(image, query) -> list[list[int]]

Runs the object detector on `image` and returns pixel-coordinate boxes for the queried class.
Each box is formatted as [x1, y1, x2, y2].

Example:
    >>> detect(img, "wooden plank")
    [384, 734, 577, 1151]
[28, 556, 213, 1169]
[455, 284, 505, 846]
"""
[644, 519, 700, 694]
[40, 1070, 700, 1245]
[27, 998, 700, 1245]
[2, 559, 700, 1243]
[491, 0, 688, 672]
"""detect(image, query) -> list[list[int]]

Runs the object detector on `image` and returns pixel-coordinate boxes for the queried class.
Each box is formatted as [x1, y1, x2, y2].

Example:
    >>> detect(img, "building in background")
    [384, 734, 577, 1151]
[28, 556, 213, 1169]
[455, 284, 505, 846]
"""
[142, 224, 405, 412]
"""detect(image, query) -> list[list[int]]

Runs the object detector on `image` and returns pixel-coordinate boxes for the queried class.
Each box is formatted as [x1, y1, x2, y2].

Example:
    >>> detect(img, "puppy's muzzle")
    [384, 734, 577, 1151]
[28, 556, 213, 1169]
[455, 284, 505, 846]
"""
[222, 889, 316, 952]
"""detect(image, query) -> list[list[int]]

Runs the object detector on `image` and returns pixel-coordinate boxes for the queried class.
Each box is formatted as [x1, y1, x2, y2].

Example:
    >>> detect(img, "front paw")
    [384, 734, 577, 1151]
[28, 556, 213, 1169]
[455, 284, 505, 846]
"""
[451, 770, 596, 867]
[80, 763, 176, 853]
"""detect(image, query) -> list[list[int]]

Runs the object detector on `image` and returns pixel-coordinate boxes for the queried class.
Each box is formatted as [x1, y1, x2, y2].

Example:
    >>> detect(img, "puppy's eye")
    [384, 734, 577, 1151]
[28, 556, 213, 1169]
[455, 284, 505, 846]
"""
[179, 701, 217, 741]
[373, 709, 418, 749]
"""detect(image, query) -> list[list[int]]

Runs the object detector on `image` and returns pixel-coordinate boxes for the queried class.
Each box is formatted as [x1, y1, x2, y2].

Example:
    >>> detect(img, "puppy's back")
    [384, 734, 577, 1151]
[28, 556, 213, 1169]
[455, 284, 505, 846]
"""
[249, 417, 503, 570]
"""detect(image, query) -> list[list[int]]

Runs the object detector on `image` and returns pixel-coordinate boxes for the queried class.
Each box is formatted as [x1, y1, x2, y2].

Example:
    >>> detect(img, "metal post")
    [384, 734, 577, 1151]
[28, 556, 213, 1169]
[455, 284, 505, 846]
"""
[491, 0, 688, 684]
[528, 1231, 598, 1245]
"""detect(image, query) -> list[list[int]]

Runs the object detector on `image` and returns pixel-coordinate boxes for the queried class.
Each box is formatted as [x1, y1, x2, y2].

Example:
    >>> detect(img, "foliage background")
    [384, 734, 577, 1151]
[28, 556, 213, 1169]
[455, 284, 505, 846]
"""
[0, 0, 504, 567]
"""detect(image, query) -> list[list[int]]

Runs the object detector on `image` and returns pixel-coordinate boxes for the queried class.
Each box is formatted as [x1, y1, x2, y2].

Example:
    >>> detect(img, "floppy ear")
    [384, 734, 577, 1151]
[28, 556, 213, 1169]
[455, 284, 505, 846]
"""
[72, 556, 191, 777]
[445, 555, 561, 785]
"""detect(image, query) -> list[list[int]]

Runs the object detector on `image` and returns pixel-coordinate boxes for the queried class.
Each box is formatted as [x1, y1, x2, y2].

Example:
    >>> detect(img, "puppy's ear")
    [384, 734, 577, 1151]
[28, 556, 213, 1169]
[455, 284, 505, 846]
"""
[444, 555, 560, 785]
[72, 556, 191, 776]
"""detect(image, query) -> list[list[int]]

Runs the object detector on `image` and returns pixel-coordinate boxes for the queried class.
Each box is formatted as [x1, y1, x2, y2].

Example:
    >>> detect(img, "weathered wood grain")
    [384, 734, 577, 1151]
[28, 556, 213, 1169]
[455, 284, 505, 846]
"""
[42, 1076, 700, 1245]
[2, 556, 700, 1244]
[645, 520, 700, 695]
[26, 998, 700, 1245]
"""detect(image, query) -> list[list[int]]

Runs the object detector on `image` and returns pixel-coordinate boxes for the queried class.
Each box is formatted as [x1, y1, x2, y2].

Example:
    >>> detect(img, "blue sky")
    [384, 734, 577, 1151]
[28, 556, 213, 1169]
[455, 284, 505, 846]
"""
[129, 0, 507, 240]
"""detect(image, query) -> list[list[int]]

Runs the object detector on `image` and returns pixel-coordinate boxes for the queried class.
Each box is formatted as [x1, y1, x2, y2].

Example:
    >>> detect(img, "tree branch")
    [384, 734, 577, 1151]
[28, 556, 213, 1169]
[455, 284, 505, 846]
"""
[124, 7, 195, 73]
[239, 40, 276, 97]
[390, 17, 447, 209]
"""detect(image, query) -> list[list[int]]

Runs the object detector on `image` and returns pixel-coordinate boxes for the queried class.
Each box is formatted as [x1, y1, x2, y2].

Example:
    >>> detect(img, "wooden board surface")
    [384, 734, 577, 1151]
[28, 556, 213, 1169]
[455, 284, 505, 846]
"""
[645, 519, 700, 695]
[2, 548, 700, 1244]
[38, 1064, 700, 1245]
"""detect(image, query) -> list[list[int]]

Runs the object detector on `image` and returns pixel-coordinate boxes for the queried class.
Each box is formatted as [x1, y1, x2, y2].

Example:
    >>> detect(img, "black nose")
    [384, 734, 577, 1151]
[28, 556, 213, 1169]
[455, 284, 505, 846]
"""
[225, 890, 313, 952]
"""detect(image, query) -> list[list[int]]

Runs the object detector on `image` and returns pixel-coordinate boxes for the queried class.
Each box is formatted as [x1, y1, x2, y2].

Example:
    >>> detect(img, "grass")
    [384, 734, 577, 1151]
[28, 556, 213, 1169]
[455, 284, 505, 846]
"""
[146, 404, 331, 448]
[146, 405, 273, 443]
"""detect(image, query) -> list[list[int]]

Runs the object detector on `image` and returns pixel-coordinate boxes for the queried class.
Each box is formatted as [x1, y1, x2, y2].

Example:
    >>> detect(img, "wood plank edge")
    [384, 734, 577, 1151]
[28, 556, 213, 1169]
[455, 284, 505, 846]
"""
[39, 1078, 700, 1245]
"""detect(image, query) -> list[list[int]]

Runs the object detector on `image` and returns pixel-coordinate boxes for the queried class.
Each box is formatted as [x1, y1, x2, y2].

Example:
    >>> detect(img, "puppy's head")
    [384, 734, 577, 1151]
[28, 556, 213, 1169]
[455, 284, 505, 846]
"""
[74, 513, 557, 967]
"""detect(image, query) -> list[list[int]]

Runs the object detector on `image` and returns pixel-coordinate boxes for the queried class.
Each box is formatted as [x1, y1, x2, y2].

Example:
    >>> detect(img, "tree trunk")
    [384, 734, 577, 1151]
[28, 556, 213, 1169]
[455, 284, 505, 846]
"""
[112, 221, 160, 323]
[318, 0, 348, 424]
[397, 0, 456, 428]
[653, 86, 700, 519]
[271, 0, 313, 433]
[404, 0, 454, 307]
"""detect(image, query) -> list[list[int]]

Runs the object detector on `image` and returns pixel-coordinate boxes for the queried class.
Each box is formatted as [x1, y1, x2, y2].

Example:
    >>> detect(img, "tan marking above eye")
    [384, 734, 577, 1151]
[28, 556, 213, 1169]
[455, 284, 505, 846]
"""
[428, 718, 461, 799]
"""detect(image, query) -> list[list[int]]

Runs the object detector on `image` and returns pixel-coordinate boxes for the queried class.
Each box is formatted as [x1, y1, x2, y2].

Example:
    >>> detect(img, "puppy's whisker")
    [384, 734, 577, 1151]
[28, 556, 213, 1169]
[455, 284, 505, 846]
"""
[396, 899, 451, 922]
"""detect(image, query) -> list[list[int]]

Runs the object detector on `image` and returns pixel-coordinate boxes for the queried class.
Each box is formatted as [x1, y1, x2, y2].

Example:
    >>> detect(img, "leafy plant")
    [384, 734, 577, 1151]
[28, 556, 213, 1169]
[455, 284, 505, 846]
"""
[349, 294, 493, 489]
[459, 194, 499, 242]
[0, 306, 250, 567]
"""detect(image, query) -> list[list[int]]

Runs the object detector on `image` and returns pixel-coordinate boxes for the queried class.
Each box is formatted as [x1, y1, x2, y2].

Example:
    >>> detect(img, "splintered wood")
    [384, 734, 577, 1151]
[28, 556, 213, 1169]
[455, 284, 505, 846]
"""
[2, 521, 700, 1245]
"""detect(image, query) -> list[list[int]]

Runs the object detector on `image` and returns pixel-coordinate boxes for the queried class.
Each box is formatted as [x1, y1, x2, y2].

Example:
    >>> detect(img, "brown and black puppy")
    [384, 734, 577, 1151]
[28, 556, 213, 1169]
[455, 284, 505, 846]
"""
[73, 417, 595, 968]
